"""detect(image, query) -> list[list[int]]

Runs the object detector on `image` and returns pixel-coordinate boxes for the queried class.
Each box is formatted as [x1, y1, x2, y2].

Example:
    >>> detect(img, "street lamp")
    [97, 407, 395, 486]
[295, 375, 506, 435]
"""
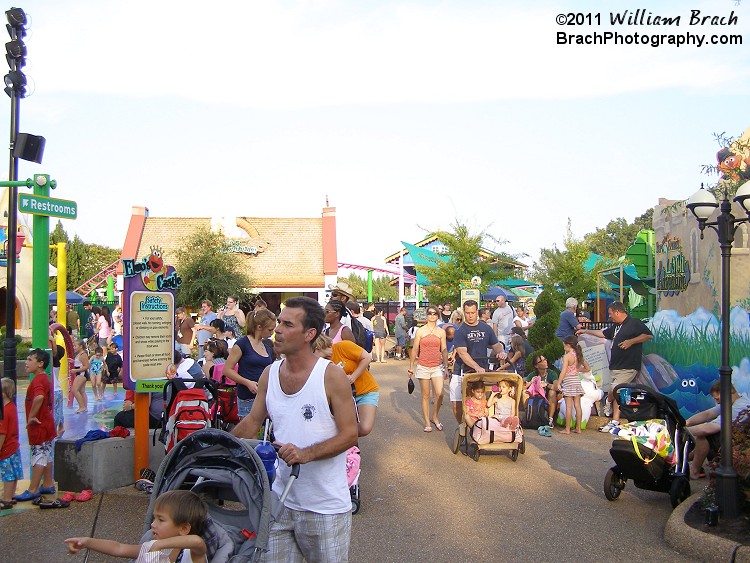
[686, 179, 750, 519]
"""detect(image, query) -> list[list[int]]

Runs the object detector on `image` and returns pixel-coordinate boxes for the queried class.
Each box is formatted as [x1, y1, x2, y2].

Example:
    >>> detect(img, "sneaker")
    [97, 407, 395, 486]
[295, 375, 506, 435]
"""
[135, 478, 153, 492]
[599, 420, 620, 433]
[603, 399, 613, 417]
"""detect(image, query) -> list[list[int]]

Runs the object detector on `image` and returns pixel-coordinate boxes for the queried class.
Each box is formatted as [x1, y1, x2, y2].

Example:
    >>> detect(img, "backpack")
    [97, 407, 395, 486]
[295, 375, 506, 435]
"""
[159, 378, 216, 453]
[522, 395, 550, 429]
[209, 364, 239, 427]
[350, 318, 373, 353]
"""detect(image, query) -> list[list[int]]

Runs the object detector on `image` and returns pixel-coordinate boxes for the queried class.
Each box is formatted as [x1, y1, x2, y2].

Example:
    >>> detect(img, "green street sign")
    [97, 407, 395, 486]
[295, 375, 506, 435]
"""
[135, 379, 168, 393]
[18, 193, 77, 219]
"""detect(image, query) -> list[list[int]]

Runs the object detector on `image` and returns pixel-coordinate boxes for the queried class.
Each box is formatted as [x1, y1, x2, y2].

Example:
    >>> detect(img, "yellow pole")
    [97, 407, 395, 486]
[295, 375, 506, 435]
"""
[55, 242, 70, 395]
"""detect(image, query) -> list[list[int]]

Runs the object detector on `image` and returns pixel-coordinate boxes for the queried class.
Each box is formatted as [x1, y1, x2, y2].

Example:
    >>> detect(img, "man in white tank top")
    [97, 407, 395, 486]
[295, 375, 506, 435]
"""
[233, 297, 358, 562]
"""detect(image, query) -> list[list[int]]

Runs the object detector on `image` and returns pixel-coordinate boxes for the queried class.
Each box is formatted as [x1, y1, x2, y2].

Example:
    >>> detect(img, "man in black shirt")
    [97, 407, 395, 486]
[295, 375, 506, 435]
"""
[450, 300, 506, 423]
[578, 301, 652, 432]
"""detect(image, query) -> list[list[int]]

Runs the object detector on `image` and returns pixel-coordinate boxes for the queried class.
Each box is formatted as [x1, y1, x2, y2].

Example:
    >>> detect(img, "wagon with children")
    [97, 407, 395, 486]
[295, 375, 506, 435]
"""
[452, 372, 525, 462]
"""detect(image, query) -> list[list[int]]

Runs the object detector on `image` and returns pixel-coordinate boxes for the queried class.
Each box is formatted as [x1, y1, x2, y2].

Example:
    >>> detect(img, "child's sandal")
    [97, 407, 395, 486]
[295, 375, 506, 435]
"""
[0, 499, 14, 510]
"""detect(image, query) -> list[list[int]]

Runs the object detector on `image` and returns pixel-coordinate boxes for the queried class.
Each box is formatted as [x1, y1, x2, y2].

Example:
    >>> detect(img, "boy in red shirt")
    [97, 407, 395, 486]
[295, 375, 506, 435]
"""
[13, 349, 57, 502]
[0, 377, 22, 509]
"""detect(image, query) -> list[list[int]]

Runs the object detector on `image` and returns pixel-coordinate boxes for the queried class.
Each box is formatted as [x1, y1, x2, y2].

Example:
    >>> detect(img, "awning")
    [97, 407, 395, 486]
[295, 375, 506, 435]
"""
[401, 241, 450, 286]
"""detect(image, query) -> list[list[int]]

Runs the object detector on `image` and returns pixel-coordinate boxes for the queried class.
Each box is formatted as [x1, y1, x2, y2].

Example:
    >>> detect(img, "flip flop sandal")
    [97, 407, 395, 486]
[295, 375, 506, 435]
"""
[423, 426, 432, 432]
[32, 496, 47, 506]
[433, 422, 444, 431]
[76, 490, 93, 502]
[39, 499, 70, 509]
[60, 492, 77, 503]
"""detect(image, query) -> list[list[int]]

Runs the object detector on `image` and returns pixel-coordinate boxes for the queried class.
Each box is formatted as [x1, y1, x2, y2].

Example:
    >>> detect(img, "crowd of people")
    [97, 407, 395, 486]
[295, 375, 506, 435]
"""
[7, 288, 746, 562]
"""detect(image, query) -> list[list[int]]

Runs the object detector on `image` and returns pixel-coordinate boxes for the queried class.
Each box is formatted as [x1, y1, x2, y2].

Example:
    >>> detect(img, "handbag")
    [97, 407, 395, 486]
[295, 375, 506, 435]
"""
[407, 377, 415, 395]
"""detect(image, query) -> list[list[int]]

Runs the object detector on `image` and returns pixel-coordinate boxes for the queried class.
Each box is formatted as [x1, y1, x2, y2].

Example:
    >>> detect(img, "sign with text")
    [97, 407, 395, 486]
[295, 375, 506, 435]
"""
[135, 379, 168, 393]
[129, 292, 174, 381]
[19, 193, 77, 219]
[122, 246, 182, 390]
[460, 289, 480, 308]
[582, 343, 611, 391]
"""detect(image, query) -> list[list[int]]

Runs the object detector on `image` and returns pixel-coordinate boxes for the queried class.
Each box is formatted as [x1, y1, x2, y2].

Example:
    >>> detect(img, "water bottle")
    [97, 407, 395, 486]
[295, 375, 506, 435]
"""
[255, 442, 277, 485]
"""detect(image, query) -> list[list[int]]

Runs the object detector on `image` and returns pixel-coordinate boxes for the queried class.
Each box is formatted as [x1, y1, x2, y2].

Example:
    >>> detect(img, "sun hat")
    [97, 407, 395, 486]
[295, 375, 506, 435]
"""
[328, 281, 355, 300]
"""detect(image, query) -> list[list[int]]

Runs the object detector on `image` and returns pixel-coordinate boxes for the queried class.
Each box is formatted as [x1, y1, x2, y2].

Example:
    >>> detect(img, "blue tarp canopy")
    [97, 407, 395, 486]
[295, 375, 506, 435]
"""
[49, 291, 85, 304]
[480, 286, 518, 301]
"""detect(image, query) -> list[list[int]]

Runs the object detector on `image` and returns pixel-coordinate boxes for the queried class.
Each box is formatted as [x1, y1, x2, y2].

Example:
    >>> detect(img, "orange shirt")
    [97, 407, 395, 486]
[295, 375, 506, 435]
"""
[331, 341, 379, 396]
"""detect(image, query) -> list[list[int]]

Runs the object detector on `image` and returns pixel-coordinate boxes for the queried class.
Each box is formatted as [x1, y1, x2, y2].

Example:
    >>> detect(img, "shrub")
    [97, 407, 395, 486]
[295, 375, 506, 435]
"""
[705, 406, 750, 514]
[528, 289, 564, 365]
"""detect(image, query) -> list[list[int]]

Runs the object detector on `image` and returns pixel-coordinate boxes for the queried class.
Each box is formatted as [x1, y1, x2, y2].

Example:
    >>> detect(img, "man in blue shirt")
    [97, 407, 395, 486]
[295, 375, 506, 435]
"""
[450, 300, 505, 423]
[555, 297, 581, 340]
[193, 299, 217, 357]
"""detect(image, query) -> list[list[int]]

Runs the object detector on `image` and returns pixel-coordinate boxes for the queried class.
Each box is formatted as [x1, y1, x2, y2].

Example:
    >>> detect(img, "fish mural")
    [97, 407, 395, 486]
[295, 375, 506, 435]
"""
[578, 307, 750, 419]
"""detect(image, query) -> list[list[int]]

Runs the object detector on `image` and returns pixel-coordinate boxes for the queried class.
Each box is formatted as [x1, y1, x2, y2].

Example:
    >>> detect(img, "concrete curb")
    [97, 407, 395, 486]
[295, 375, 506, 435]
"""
[664, 491, 750, 562]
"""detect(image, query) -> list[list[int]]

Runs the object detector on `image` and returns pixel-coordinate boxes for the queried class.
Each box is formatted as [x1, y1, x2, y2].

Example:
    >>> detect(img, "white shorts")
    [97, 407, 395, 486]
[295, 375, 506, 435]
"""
[31, 441, 53, 467]
[415, 365, 443, 380]
[449, 374, 463, 402]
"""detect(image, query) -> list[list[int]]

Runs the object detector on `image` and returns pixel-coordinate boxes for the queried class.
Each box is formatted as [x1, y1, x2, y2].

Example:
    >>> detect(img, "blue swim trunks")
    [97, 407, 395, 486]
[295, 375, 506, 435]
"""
[0, 451, 23, 482]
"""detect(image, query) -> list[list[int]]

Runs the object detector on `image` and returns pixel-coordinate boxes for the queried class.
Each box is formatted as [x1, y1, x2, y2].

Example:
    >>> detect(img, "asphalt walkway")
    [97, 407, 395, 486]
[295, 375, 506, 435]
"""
[2, 359, 746, 561]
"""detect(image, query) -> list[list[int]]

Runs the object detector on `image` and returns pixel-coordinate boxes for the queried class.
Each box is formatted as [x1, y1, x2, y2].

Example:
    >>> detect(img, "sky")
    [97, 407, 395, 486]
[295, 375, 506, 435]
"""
[4, 0, 750, 277]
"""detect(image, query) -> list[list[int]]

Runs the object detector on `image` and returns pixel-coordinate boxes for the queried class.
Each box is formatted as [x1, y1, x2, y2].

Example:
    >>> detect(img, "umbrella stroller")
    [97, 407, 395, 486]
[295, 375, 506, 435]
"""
[141, 428, 298, 562]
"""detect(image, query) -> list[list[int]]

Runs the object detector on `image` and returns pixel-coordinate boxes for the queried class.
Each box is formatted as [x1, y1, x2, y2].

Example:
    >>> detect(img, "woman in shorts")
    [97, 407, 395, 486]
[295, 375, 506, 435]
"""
[408, 307, 448, 432]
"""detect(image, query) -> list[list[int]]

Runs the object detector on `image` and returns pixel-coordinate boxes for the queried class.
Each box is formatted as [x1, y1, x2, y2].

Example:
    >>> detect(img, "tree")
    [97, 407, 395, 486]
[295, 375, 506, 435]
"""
[48, 222, 120, 294]
[531, 219, 599, 302]
[174, 226, 253, 309]
[582, 209, 654, 259]
[416, 221, 518, 306]
[48, 220, 69, 291]
[528, 289, 564, 363]
[342, 273, 397, 302]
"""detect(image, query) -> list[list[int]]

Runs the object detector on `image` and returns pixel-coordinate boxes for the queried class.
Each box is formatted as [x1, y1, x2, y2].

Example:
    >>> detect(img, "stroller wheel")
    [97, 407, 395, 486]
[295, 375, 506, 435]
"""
[669, 476, 691, 508]
[603, 468, 625, 501]
[510, 449, 518, 462]
[470, 444, 481, 462]
[452, 428, 461, 454]
[519, 437, 526, 455]
[350, 484, 360, 514]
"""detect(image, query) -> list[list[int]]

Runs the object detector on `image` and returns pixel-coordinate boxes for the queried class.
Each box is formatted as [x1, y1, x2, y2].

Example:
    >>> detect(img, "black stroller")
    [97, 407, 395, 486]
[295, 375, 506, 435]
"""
[603, 384, 692, 508]
[142, 429, 298, 562]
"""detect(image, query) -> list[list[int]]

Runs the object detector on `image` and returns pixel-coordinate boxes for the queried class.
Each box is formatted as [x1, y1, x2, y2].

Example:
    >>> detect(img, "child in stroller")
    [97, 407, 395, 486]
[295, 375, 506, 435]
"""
[65, 490, 208, 561]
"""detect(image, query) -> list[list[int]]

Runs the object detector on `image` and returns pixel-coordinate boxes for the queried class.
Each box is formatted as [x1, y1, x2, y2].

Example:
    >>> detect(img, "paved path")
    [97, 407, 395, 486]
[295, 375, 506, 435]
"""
[350, 360, 697, 562]
[0, 360, 698, 562]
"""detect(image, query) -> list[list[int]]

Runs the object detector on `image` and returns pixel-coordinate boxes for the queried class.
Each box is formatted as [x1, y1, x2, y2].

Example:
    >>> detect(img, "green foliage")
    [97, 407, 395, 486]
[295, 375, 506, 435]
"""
[531, 220, 598, 302]
[48, 222, 120, 294]
[417, 221, 517, 306]
[342, 273, 396, 302]
[582, 209, 654, 260]
[532, 287, 563, 319]
[174, 226, 253, 310]
[528, 289, 564, 364]
[528, 288, 564, 363]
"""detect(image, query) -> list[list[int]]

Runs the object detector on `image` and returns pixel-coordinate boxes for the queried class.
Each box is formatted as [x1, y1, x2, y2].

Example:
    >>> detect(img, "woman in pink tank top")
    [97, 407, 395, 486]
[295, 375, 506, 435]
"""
[408, 307, 449, 432]
[324, 300, 355, 344]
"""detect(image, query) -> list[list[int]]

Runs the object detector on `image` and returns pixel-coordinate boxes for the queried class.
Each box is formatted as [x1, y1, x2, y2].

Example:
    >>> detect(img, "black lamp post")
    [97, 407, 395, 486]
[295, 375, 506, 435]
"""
[686, 179, 750, 519]
[3, 7, 28, 391]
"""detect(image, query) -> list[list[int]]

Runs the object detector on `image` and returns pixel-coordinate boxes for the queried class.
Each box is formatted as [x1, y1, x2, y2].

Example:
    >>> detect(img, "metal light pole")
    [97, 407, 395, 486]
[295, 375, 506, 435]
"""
[3, 7, 27, 390]
[686, 180, 750, 519]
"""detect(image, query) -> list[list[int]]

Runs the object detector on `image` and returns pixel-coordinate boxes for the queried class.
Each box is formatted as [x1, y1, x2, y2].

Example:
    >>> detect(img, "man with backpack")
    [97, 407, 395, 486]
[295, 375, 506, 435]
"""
[347, 302, 373, 353]
[232, 297, 358, 562]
